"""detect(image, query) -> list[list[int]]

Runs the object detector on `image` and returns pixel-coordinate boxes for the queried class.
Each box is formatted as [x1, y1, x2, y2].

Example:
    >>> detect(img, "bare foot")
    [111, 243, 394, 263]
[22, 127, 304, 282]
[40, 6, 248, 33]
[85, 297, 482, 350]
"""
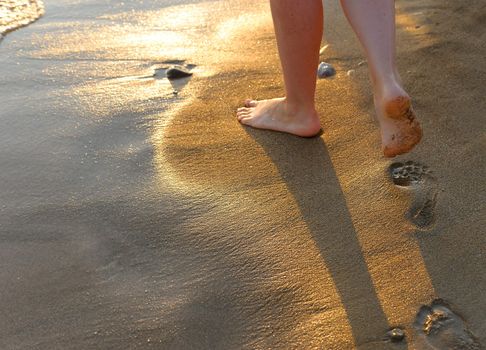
[236, 97, 322, 137]
[374, 89, 422, 158]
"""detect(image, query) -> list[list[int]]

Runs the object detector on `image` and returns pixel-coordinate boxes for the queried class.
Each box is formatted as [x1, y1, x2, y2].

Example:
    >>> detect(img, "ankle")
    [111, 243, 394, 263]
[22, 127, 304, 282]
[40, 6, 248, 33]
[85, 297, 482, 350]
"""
[283, 97, 316, 115]
[373, 80, 409, 103]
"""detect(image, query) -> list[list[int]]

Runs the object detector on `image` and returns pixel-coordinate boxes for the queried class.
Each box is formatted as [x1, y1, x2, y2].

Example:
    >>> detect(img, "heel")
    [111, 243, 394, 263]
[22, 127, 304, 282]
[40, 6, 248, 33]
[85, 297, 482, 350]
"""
[384, 96, 413, 120]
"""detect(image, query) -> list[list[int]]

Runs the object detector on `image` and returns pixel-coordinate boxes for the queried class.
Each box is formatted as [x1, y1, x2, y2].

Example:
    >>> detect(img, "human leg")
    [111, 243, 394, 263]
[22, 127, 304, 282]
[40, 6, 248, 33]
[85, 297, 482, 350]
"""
[236, 0, 323, 137]
[340, 0, 422, 157]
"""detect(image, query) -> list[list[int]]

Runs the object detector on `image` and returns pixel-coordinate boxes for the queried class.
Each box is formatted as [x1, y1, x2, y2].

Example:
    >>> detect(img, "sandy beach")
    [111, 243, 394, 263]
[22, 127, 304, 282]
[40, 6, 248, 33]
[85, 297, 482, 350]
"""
[0, 0, 485, 349]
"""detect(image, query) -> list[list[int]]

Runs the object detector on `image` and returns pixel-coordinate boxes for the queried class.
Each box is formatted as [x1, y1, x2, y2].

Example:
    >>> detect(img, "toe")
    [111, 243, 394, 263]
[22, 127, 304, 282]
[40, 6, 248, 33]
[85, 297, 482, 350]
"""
[239, 116, 253, 125]
[237, 107, 251, 113]
[244, 99, 257, 107]
[237, 107, 252, 117]
[237, 111, 252, 121]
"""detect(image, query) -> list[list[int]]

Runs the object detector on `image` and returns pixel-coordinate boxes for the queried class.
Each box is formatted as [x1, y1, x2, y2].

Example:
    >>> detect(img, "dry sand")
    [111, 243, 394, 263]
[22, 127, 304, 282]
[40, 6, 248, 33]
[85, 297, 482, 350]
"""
[0, 0, 484, 349]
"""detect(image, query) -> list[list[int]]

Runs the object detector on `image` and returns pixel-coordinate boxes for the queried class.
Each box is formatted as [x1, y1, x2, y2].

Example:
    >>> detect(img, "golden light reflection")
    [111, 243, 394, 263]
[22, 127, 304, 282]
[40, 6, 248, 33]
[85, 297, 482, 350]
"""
[33, 0, 274, 123]
[151, 1, 438, 345]
[395, 6, 438, 38]
[148, 0, 275, 192]
[317, 6, 437, 331]
[71, 71, 174, 119]
[36, 0, 439, 344]
[215, 12, 269, 42]
[122, 31, 194, 58]
[143, 2, 362, 347]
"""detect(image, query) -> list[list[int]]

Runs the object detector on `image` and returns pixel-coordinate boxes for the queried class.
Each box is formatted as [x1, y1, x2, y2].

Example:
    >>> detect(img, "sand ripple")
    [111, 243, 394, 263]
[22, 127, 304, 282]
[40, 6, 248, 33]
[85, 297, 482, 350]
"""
[0, 0, 44, 39]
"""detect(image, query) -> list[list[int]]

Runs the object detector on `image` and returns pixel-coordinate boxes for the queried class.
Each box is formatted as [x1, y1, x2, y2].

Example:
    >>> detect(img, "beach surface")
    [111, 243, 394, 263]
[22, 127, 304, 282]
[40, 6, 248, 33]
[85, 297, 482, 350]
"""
[0, 0, 485, 349]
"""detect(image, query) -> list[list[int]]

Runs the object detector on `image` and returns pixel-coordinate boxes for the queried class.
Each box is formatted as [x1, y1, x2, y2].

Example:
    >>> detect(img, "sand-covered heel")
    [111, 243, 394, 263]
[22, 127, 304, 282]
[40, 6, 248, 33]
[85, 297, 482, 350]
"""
[384, 95, 414, 121]
[380, 94, 422, 157]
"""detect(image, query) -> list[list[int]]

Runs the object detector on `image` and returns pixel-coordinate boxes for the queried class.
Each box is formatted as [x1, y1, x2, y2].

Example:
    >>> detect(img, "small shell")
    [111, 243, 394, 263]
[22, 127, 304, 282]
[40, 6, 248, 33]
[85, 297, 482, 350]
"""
[319, 44, 330, 55]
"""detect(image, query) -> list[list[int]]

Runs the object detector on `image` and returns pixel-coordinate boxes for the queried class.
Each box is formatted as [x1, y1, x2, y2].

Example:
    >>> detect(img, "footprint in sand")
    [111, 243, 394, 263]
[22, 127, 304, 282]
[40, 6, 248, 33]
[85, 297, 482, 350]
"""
[414, 299, 483, 350]
[388, 161, 438, 229]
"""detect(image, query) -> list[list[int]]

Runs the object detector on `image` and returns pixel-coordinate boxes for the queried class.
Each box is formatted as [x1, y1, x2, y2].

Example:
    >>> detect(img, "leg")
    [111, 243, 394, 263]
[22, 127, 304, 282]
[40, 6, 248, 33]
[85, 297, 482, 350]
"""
[236, 0, 323, 137]
[340, 0, 422, 157]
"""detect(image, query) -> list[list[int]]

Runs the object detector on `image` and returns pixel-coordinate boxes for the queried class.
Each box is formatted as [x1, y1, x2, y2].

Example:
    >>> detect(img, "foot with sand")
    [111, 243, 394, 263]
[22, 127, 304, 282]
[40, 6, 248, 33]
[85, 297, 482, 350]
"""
[236, 0, 422, 158]
[237, 98, 321, 137]
[374, 88, 422, 158]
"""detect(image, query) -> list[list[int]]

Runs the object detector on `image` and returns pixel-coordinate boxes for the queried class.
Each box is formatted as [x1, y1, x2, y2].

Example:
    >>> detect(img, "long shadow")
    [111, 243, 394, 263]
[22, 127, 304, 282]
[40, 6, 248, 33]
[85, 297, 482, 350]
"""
[245, 128, 405, 347]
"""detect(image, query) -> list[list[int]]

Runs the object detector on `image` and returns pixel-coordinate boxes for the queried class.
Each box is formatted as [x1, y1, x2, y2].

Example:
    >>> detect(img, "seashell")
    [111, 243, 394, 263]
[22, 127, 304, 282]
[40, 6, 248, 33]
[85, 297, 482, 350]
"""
[319, 44, 330, 55]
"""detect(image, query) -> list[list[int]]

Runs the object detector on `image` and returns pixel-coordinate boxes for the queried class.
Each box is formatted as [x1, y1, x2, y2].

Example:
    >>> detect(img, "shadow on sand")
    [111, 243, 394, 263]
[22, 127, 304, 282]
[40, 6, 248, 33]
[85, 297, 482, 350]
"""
[245, 128, 407, 348]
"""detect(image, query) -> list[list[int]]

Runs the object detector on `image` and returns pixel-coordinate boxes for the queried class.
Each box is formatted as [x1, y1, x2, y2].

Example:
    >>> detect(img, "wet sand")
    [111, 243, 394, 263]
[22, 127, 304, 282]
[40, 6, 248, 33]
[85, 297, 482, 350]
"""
[1, 0, 485, 349]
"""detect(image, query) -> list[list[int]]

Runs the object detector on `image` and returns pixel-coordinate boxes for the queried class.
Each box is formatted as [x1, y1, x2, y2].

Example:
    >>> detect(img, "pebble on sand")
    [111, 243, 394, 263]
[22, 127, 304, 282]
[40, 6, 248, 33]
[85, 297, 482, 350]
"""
[166, 65, 193, 80]
[317, 62, 336, 79]
[387, 328, 405, 342]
